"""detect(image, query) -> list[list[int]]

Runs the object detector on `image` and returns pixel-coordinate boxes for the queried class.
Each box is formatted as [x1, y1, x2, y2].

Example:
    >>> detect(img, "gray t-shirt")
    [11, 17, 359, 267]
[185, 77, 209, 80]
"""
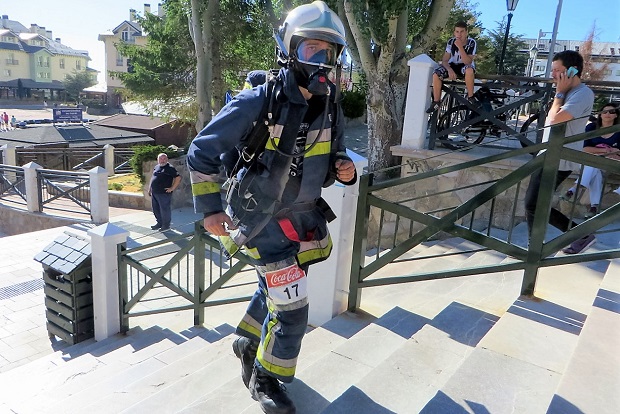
[542, 82, 594, 171]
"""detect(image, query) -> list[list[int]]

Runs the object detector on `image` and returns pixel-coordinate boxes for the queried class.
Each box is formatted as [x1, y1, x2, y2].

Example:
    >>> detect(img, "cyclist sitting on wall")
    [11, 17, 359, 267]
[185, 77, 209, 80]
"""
[426, 21, 477, 114]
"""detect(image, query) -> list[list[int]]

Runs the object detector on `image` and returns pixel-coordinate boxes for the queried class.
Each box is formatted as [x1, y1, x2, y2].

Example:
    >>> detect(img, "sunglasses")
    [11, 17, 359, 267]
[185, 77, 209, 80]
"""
[601, 109, 617, 115]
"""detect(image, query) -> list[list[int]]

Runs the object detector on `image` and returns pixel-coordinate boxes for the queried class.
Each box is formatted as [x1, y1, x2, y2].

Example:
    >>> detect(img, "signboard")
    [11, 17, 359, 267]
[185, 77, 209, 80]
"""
[53, 108, 83, 123]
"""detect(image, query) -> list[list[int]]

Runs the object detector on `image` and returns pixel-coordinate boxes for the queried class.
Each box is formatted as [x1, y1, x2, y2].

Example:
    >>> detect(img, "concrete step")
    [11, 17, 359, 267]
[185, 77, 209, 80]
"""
[282, 306, 425, 413]
[546, 260, 620, 414]
[37, 324, 236, 414]
[415, 259, 610, 413]
[76, 334, 236, 413]
[2, 326, 182, 412]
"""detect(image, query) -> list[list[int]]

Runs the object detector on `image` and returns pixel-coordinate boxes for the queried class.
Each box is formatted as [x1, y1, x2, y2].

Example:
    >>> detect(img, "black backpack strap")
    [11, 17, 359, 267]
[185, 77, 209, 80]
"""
[239, 74, 282, 163]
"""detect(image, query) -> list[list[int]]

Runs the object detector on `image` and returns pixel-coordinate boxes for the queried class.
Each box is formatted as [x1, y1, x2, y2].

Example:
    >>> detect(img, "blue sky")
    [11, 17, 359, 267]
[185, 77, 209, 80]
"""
[4, 0, 618, 84]
[474, 0, 619, 42]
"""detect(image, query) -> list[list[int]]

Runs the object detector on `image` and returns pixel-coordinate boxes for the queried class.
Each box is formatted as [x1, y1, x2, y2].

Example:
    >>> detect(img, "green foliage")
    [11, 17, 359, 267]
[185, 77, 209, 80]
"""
[341, 90, 367, 119]
[63, 70, 96, 103]
[108, 183, 124, 191]
[130, 145, 180, 184]
[481, 18, 528, 75]
[114, 0, 196, 118]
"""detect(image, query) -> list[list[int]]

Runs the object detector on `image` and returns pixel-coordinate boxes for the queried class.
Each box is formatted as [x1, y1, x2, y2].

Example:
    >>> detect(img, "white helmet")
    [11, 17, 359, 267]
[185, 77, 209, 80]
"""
[276, 1, 346, 69]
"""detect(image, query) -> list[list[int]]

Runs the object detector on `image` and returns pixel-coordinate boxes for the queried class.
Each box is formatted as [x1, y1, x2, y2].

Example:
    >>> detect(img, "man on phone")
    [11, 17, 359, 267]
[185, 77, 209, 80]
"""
[524, 50, 595, 254]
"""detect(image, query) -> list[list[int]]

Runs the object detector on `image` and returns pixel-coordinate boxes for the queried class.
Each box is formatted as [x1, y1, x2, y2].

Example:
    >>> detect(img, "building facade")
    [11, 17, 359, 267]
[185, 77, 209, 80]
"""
[98, 4, 163, 107]
[522, 38, 620, 82]
[0, 15, 96, 101]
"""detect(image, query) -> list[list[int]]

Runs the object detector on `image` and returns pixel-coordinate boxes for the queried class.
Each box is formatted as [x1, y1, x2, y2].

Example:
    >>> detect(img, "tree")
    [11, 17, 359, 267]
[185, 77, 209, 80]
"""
[482, 19, 528, 76]
[63, 70, 96, 103]
[580, 24, 609, 81]
[337, 0, 456, 172]
[114, 0, 197, 122]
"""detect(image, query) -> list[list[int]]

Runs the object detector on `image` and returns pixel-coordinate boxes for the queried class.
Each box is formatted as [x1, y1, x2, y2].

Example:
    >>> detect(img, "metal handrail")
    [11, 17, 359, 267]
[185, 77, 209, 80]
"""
[37, 169, 91, 214]
[118, 222, 255, 330]
[349, 121, 620, 309]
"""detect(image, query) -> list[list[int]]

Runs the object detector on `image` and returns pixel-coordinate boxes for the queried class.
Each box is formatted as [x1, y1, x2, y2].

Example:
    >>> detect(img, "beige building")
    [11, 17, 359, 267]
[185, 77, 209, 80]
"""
[0, 15, 96, 101]
[98, 4, 163, 107]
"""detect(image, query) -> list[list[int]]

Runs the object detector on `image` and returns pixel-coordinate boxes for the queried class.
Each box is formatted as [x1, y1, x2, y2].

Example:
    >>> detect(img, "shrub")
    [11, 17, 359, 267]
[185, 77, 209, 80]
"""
[341, 90, 366, 119]
[130, 145, 181, 184]
[108, 182, 124, 191]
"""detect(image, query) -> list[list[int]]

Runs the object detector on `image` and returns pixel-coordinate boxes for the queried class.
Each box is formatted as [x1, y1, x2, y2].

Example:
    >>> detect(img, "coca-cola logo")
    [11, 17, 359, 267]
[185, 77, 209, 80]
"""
[266, 265, 305, 288]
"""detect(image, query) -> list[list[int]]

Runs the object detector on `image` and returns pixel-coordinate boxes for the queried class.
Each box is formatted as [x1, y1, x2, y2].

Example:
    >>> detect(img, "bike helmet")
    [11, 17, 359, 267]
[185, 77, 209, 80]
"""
[276, 1, 346, 71]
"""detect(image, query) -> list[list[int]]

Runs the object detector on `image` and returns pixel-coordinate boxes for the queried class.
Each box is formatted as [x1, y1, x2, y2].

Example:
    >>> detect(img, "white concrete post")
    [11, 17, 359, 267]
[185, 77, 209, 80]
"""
[22, 161, 42, 213]
[401, 54, 438, 149]
[307, 150, 367, 326]
[103, 144, 115, 176]
[88, 223, 129, 341]
[1, 144, 16, 166]
[89, 166, 109, 224]
[1, 144, 18, 184]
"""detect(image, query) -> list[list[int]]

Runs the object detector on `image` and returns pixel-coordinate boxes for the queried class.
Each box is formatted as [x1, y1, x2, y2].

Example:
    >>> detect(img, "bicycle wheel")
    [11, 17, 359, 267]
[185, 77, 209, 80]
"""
[437, 105, 487, 150]
[519, 113, 539, 148]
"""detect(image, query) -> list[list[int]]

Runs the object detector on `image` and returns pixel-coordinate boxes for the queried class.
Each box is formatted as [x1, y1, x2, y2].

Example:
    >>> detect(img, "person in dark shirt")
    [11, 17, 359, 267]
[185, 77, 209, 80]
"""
[148, 153, 181, 231]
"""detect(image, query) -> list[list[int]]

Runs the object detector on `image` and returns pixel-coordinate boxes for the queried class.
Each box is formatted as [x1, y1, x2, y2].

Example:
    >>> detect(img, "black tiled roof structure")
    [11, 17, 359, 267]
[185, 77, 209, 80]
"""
[34, 232, 91, 274]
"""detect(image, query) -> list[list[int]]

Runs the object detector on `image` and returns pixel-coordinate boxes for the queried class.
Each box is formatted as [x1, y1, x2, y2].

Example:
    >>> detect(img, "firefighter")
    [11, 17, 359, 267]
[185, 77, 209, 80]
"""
[187, 2, 356, 413]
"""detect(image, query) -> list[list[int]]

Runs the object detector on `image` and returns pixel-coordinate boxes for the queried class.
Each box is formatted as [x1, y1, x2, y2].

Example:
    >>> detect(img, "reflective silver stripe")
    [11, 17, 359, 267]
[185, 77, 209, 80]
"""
[189, 169, 220, 184]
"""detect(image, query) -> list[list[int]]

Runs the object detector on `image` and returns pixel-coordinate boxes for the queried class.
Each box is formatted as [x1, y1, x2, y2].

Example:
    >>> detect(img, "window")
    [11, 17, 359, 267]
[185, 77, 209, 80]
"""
[76, 60, 82, 70]
[574, 46, 579, 52]
[5, 53, 18, 65]
[121, 29, 130, 41]
[37, 56, 43, 67]
[611, 48, 616, 55]
[127, 58, 134, 73]
[59, 58, 65, 69]
[603, 70, 612, 76]
[615, 70, 620, 76]
[116, 51, 123, 66]
[3, 69, 10, 76]
[535, 65, 545, 72]
[44, 57, 50, 68]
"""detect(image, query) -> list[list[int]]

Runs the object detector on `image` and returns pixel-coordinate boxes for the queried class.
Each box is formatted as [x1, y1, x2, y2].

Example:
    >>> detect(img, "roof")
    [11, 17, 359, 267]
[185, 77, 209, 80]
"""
[33, 231, 91, 274]
[0, 78, 65, 90]
[0, 123, 154, 147]
[112, 21, 143, 35]
[94, 113, 170, 130]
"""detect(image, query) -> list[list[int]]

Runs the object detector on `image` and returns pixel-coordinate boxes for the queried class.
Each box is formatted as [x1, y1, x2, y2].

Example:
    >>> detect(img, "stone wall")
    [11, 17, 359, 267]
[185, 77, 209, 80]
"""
[0, 206, 84, 236]
[142, 155, 194, 211]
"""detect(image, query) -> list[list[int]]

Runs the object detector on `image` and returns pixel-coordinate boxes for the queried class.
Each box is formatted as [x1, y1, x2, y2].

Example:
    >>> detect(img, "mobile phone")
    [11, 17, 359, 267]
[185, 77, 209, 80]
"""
[567, 66, 578, 78]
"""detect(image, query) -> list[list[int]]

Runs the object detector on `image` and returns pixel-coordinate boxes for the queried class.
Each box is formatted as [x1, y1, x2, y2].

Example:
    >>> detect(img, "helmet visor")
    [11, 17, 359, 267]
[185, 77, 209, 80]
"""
[295, 39, 338, 68]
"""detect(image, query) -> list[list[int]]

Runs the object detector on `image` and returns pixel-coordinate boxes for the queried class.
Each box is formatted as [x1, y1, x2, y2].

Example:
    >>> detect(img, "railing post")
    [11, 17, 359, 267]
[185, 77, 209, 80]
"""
[1, 144, 16, 166]
[307, 151, 366, 325]
[522, 122, 567, 295]
[1, 144, 17, 183]
[104, 144, 115, 175]
[87, 223, 129, 341]
[89, 166, 109, 224]
[193, 221, 206, 326]
[348, 172, 372, 311]
[22, 161, 42, 213]
[401, 54, 437, 150]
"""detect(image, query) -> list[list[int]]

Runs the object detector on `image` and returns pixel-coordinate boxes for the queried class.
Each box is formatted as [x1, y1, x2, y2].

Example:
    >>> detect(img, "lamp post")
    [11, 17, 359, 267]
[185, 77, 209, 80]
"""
[499, 0, 520, 74]
[529, 45, 538, 77]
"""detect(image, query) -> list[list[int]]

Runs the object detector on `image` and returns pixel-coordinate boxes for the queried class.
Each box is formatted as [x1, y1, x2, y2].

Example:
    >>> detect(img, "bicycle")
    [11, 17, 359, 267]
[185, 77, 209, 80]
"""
[436, 81, 547, 150]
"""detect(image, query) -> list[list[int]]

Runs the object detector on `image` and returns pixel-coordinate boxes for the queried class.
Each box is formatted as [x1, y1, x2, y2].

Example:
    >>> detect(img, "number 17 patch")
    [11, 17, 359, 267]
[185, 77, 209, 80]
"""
[265, 264, 308, 306]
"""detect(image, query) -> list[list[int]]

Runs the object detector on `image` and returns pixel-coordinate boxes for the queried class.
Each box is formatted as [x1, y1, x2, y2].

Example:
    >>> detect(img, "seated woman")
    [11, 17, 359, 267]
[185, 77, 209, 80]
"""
[563, 103, 620, 217]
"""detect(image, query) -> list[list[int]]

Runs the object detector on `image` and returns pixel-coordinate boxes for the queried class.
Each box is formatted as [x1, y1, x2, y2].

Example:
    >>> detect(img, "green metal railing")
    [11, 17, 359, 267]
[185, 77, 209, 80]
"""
[37, 169, 91, 215]
[349, 122, 620, 310]
[118, 222, 256, 332]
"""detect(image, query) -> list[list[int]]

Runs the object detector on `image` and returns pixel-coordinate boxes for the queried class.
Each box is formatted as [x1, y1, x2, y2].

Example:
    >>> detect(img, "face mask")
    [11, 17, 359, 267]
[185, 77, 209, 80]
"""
[306, 67, 330, 96]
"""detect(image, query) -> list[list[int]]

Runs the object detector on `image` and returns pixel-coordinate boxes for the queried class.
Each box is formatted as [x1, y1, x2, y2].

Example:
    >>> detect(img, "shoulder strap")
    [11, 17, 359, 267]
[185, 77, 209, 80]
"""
[239, 74, 282, 163]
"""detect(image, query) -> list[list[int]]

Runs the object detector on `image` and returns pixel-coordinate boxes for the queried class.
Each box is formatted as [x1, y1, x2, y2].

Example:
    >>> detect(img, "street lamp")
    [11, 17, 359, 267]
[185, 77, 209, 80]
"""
[499, 0, 520, 75]
[529, 45, 538, 77]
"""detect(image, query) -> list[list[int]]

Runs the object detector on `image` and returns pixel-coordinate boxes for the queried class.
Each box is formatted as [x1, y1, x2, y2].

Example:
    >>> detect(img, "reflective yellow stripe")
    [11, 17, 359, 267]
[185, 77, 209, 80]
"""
[192, 181, 220, 196]
[238, 319, 262, 339]
[257, 319, 297, 378]
[219, 235, 239, 256]
[265, 137, 280, 151]
[245, 246, 261, 259]
[304, 141, 331, 157]
[297, 235, 333, 265]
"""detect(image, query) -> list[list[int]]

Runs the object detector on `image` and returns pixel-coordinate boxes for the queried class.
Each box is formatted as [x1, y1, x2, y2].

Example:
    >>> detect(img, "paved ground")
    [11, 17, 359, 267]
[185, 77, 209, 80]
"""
[0, 206, 202, 373]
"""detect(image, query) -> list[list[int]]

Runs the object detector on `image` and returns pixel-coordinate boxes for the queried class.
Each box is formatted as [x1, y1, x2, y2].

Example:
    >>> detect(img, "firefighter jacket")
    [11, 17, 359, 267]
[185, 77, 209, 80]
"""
[187, 68, 356, 266]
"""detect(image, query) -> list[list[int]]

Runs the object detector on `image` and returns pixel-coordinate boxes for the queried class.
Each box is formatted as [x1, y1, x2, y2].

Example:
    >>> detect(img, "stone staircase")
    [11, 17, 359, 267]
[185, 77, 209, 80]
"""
[1, 235, 618, 414]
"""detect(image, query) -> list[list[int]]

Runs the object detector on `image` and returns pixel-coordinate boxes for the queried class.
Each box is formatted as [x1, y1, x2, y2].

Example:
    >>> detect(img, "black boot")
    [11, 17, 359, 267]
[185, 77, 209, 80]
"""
[249, 367, 296, 414]
[232, 336, 258, 388]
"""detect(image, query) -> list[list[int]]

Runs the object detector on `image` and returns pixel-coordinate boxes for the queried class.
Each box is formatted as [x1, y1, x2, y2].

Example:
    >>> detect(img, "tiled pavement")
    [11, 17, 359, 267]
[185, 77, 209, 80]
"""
[0, 206, 202, 373]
